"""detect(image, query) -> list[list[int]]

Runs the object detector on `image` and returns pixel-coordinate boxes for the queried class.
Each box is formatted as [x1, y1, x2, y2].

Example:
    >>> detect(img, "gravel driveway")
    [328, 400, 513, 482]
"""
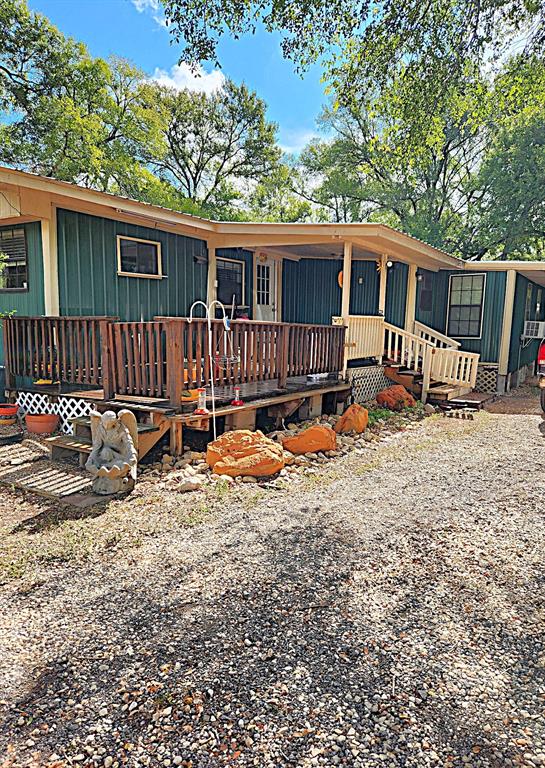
[1, 411, 544, 768]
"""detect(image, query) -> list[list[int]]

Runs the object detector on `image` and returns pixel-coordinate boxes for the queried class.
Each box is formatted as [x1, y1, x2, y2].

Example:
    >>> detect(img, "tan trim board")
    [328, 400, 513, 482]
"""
[498, 270, 517, 376]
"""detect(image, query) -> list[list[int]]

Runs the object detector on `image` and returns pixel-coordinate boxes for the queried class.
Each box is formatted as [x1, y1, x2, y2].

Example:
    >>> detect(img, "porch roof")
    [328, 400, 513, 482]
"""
[465, 260, 545, 287]
[0, 165, 461, 272]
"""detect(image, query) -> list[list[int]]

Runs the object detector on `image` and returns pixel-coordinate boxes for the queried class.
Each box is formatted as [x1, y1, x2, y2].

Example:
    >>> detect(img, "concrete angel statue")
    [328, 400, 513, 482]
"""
[85, 409, 138, 495]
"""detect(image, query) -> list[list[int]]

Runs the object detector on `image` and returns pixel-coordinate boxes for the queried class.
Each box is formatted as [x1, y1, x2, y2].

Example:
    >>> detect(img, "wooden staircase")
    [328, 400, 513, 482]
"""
[46, 404, 172, 465]
[341, 316, 480, 403]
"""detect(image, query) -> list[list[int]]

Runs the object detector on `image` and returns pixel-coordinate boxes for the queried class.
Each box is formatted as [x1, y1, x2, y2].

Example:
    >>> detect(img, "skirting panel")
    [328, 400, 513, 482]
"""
[474, 366, 498, 393]
[15, 392, 94, 434]
[348, 365, 392, 404]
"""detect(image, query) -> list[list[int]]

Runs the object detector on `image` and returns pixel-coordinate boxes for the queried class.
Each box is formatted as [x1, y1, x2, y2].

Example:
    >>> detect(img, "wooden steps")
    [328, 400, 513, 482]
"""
[45, 434, 92, 465]
[426, 384, 472, 401]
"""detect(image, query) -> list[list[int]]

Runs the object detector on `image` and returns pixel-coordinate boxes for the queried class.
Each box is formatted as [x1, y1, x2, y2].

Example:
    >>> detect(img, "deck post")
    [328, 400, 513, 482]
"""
[166, 319, 183, 406]
[278, 323, 290, 388]
[404, 264, 418, 332]
[99, 320, 114, 400]
[2, 318, 15, 389]
[421, 345, 433, 404]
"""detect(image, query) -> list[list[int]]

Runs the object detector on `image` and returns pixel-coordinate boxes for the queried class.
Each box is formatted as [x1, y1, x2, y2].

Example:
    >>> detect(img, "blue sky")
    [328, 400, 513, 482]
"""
[28, 0, 328, 153]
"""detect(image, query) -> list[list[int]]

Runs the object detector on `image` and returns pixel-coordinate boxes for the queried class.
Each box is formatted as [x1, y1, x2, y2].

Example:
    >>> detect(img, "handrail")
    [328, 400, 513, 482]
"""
[414, 320, 461, 349]
[430, 347, 480, 389]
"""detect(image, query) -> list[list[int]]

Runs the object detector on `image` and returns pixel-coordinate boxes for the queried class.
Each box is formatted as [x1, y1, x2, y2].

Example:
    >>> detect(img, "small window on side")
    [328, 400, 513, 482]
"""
[217, 258, 244, 307]
[117, 235, 162, 278]
[0, 227, 28, 291]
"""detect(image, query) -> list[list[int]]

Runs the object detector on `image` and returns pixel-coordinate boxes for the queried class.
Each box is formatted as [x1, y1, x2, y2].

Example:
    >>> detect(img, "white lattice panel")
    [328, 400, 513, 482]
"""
[15, 392, 94, 434]
[348, 365, 392, 404]
[474, 366, 498, 393]
[57, 398, 94, 434]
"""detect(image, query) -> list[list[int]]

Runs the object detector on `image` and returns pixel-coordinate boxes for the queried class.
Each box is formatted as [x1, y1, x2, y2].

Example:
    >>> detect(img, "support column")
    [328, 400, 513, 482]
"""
[41, 211, 59, 315]
[378, 254, 388, 316]
[498, 269, 517, 388]
[341, 240, 352, 321]
[404, 263, 417, 332]
[207, 242, 217, 304]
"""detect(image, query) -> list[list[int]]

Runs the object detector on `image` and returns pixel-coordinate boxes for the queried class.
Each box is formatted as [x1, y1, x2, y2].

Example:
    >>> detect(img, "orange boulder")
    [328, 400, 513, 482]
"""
[376, 385, 416, 411]
[282, 424, 336, 455]
[207, 429, 284, 477]
[335, 403, 369, 434]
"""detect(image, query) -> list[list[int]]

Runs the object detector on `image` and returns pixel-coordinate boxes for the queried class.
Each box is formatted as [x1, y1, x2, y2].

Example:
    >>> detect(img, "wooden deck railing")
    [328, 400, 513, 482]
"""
[413, 321, 461, 349]
[3, 316, 346, 403]
[2, 316, 115, 387]
[334, 315, 384, 360]
[429, 347, 479, 389]
[384, 322, 432, 373]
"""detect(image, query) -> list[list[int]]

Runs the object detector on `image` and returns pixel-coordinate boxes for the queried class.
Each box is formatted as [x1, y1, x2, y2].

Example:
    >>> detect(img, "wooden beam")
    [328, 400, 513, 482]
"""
[207, 243, 217, 304]
[404, 263, 418, 332]
[378, 255, 388, 316]
[341, 241, 353, 320]
[41, 212, 59, 315]
[498, 270, 517, 377]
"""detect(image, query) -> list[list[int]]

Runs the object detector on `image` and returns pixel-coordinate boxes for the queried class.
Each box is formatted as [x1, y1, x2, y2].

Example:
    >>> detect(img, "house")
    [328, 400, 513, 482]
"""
[0, 165, 544, 430]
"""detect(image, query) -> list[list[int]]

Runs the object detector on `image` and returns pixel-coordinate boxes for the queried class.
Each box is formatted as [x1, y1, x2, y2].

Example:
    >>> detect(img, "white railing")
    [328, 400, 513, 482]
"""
[414, 320, 461, 349]
[333, 315, 480, 402]
[429, 347, 480, 389]
[384, 322, 433, 373]
[335, 315, 385, 360]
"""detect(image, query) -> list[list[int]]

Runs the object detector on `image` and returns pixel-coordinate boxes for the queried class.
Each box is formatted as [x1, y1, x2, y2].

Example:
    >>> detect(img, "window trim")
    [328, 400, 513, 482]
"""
[116, 234, 163, 279]
[216, 256, 246, 307]
[0, 226, 29, 293]
[446, 272, 486, 340]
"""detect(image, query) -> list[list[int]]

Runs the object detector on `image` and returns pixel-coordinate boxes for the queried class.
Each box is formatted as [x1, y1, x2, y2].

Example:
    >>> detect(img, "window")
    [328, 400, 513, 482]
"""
[217, 258, 244, 307]
[0, 227, 28, 291]
[524, 283, 534, 321]
[447, 273, 485, 338]
[117, 235, 162, 278]
[256, 263, 271, 305]
[417, 271, 433, 313]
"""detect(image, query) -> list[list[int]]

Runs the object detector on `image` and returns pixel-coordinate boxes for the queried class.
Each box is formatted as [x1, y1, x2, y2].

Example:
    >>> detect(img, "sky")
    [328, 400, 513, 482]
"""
[28, 0, 328, 153]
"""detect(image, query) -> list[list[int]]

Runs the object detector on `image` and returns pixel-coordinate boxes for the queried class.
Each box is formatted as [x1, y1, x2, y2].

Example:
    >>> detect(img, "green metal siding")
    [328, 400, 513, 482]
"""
[282, 258, 341, 324]
[57, 209, 207, 320]
[416, 268, 506, 363]
[0, 221, 45, 365]
[349, 260, 379, 315]
[216, 248, 253, 316]
[508, 273, 544, 373]
[385, 261, 408, 327]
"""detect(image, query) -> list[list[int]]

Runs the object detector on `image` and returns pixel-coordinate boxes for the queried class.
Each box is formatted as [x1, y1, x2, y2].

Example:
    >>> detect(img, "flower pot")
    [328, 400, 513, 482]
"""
[0, 404, 19, 418]
[25, 413, 59, 435]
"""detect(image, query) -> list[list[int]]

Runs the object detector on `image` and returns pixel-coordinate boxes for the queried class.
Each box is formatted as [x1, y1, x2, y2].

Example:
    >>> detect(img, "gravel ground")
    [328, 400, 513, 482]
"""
[1, 409, 544, 768]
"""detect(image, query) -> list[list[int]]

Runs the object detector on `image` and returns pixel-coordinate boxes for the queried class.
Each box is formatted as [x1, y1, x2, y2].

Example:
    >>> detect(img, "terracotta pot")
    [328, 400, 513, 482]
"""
[0, 404, 19, 418]
[0, 417, 16, 426]
[25, 413, 59, 434]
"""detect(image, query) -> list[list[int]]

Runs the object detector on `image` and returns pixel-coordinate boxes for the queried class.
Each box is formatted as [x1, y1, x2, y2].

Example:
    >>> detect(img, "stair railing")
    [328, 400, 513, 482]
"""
[413, 320, 461, 349]
[429, 347, 480, 389]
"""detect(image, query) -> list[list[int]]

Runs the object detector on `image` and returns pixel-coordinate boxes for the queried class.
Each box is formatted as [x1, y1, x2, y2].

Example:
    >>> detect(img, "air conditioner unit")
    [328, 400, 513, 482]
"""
[523, 320, 545, 339]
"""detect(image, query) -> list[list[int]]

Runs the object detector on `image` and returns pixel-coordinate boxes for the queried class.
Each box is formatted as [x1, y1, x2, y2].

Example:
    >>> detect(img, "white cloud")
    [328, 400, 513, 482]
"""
[131, 0, 167, 29]
[151, 63, 226, 94]
[279, 129, 320, 155]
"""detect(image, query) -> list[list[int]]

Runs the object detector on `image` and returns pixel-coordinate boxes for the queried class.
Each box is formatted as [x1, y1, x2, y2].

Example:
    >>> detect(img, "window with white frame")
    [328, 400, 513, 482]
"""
[447, 273, 485, 338]
[217, 258, 244, 306]
[117, 235, 162, 277]
[0, 227, 28, 290]
[256, 263, 271, 305]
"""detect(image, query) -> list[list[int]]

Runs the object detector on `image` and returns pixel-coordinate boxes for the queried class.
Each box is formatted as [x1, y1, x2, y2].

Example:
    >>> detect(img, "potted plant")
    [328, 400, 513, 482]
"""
[25, 412, 59, 434]
[0, 403, 19, 426]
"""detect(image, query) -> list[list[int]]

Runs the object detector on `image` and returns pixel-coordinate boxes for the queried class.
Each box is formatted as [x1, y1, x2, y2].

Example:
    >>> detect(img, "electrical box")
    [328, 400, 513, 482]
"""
[523, 320, 545, 339]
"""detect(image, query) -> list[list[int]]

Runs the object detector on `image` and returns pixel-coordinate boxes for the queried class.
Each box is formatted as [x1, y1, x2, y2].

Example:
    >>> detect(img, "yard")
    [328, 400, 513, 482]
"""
[0, 400, 544, 768]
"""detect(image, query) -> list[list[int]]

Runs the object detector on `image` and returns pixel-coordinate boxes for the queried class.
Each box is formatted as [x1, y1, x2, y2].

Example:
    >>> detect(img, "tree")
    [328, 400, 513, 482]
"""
[141, 79, 280, 217]
[163, 0, 544, 88]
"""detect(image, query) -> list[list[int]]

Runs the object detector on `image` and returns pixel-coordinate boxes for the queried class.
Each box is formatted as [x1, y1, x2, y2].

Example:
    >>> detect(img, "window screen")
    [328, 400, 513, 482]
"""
[447, 273, 485, 338]
[118, 236, 161, 276]
[0, 227, 28, 290]
[217, 258, 244, 306]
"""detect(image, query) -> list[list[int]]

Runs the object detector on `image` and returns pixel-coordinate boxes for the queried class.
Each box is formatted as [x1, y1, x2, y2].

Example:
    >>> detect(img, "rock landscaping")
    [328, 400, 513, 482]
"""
[1, 395, 544, 768]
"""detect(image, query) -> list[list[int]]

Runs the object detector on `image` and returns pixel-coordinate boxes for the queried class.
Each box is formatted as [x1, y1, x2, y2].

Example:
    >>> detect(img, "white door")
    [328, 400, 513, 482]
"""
[254, 254, 279, 321]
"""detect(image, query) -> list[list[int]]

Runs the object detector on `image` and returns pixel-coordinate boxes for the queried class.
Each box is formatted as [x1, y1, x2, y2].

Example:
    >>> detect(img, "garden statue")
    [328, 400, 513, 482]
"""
[86, 409, 138, 495]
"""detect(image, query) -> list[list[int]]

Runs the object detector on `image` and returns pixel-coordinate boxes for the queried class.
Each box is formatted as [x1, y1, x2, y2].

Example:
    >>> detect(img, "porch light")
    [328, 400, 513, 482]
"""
[386, 260, 393, 268]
